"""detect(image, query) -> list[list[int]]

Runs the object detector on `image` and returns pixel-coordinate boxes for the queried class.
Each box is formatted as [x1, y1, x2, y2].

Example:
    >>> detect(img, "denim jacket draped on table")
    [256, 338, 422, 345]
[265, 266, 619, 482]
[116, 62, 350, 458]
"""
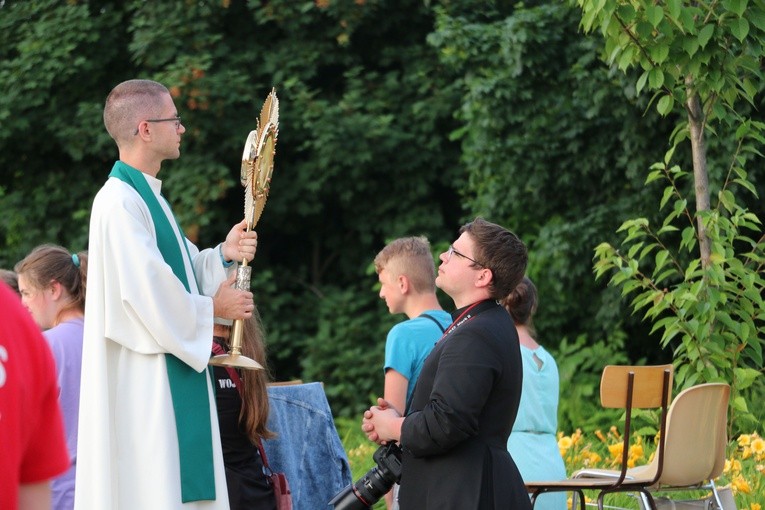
[262, 382, 353, 510]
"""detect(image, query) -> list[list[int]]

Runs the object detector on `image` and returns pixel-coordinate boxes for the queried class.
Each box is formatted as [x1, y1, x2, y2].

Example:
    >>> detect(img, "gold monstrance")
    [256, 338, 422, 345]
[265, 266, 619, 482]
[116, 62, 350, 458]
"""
[209, 89, 279, 370]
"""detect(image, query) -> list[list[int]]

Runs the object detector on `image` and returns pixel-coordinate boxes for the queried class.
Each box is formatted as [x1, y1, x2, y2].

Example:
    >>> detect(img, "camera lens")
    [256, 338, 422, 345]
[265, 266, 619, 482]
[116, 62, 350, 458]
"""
[328, 484, 369, 510]
[329, 443, 403, 509]
[357, 465, 396, 504]
[329, 466, 393, 510]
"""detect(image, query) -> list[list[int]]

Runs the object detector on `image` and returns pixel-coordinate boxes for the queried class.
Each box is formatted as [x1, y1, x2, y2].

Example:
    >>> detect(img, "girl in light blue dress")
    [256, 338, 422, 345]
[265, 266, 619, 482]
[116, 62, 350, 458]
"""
[503, 277, 567, 510]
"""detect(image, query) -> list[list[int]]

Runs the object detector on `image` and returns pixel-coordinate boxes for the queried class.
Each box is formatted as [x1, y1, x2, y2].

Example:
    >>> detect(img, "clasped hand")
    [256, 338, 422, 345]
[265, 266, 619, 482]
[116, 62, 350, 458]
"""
[362, 398, 401, 445]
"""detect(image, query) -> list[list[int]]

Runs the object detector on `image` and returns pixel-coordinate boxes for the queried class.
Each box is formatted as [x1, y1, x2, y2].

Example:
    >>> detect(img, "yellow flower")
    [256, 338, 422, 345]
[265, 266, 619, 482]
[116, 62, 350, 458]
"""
[723, 457, 742, 475]
[608, 442, 623, 461]
[742, 447, 753, 460]
[751, 437, 765, 455]
[750, 503, 761, 510]
[628, 443, 644, 466]
[731, 475, 751, 494]
[738, 434, 752, 447]
[595, 429, 605, 442]
[559, 436, 573, 451]
[587, 451, 602, 465]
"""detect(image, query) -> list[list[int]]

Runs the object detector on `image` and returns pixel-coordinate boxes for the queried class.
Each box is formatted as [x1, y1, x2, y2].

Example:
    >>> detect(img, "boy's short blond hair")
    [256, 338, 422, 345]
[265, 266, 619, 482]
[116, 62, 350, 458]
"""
[374, 236, 437, 294]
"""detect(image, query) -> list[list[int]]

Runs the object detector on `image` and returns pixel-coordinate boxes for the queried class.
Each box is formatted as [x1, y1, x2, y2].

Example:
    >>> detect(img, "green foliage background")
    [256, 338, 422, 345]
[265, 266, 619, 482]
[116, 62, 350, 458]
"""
[1, 0, 763, 433]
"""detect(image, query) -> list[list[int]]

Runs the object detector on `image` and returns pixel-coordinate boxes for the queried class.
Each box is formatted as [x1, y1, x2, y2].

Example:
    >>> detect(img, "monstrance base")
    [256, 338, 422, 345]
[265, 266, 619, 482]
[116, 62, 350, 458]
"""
[209, 354, 263, 371]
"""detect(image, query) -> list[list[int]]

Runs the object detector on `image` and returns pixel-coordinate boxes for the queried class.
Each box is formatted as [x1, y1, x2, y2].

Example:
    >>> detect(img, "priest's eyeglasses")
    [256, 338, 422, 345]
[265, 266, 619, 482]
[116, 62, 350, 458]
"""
[446, 245, 484, 268]
[134, 116, 182, 135]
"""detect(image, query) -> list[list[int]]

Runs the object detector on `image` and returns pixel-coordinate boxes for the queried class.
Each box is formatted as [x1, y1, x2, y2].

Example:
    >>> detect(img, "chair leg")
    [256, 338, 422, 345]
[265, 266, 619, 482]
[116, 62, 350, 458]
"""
[530, 491, 539, 509]
[530, 489, 554, 509]
[575, 490, 585, 510]
[636, 490, 657, 510]
[709, 480, 725, 510]
[637, 491, 651, 510]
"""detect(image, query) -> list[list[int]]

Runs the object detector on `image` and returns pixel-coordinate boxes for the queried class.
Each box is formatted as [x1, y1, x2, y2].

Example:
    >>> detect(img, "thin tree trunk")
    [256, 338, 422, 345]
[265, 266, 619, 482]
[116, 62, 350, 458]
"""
[685, 77, 712, 268]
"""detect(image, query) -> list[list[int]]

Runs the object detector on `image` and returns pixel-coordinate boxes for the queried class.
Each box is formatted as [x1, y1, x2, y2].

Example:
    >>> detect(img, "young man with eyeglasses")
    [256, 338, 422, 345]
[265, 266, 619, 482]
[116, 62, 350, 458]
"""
[362, 217, 531, 510]
[373, 236, 452, 510]
[75, 79, 258, 510]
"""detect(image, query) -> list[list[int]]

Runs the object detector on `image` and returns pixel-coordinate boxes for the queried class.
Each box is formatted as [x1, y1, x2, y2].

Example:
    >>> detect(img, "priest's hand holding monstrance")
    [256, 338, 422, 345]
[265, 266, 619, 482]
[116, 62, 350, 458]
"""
[209, 89, 278, 370]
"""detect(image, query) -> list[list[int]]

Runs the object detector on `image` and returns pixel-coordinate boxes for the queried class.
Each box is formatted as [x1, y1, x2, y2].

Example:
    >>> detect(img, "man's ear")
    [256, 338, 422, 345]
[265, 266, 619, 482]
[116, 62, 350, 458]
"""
[398, 274, 410, 294]
[474, 268, 493, 289]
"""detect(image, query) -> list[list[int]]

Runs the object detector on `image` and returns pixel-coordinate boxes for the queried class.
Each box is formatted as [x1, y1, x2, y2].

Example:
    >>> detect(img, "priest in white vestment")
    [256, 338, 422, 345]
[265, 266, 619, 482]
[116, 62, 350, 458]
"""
[75, 79, 258, 510]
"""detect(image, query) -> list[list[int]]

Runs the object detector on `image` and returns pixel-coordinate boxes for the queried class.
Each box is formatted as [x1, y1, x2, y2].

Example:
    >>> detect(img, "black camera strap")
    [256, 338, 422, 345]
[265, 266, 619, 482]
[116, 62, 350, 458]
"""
[419, 312, 447, 333]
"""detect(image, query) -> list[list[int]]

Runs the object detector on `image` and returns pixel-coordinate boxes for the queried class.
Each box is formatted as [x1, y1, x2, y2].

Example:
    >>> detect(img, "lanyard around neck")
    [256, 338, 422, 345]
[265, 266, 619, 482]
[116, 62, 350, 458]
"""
[439, 300, 492, 342]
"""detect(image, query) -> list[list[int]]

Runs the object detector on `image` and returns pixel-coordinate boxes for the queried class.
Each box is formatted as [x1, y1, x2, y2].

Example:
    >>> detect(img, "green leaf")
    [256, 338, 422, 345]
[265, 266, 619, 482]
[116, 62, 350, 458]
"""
[660, 186, 675, 209]
[722, 0, 748, 17]
[719, 189, 736, 212]
[657, 94, 674, 115]
[655, 268, 679, 283]
[667, 0, 682, 20]
[679, 8, 696, 32]
[655, 250, 670, 271]
[680, 226, 698, 253]
[733, 368, 762, 390]
[748, 9, 765, 32]
[697, 24, 715, 48]
[651, 44, 670, 65]
[645, 4, 664, 28]
[649, 67, 665, 89]
[617, 45, 636, 71]
[617, 3, 637, 23]
[657, 224, 679, 235]
[636, 20, 655, 39]
[682, 35, 699, 57]
[729, 17, 750, 42]
[636, 70, 649, 94]
[732, 395, 749, 413]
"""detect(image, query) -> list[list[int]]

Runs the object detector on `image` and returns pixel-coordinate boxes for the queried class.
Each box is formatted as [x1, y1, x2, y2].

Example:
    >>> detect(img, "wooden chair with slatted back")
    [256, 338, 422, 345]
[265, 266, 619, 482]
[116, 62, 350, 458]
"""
[525, 364, 673, 510]
[573, 382, 731, 509]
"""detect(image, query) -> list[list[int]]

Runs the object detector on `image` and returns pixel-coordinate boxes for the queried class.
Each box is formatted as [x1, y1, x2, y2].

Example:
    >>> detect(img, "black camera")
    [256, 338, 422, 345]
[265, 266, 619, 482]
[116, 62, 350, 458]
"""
[329, 442, 403, 509]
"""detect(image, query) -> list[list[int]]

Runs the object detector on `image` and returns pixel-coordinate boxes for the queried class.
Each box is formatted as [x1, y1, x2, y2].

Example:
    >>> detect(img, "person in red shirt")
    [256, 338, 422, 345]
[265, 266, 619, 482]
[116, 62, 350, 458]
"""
[0, 281, 69, 510]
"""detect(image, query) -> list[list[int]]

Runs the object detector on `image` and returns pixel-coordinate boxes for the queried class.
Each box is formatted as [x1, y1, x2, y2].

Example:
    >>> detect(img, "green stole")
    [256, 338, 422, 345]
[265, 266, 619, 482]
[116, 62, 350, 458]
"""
[109, 161, 216, 502]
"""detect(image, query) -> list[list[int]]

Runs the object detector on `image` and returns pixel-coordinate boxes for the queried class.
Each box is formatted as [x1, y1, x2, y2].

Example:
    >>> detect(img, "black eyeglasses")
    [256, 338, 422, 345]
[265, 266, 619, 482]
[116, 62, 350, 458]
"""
[134, 116, 182, 135]
[446, 245, 484, 267]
